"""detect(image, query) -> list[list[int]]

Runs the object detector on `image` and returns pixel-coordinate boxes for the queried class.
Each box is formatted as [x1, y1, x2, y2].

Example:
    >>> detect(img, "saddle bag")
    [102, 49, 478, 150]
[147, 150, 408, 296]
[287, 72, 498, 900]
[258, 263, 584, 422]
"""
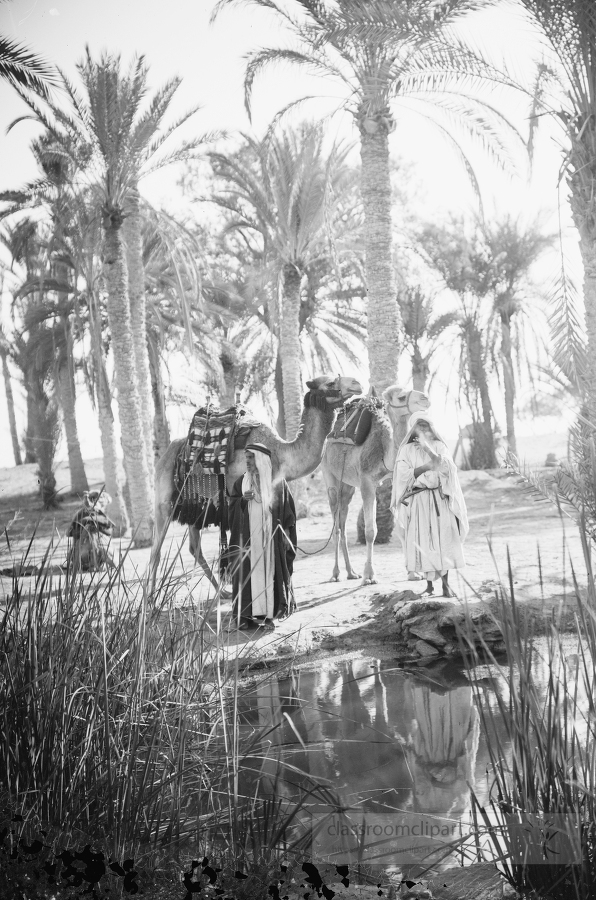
[328, 401, 374, 446]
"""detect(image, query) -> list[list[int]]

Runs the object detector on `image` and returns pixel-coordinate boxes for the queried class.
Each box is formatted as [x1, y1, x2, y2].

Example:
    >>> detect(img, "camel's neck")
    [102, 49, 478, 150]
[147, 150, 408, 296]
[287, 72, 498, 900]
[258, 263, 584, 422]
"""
[276, 403, 336, 480]
[383, 408, 410, 469]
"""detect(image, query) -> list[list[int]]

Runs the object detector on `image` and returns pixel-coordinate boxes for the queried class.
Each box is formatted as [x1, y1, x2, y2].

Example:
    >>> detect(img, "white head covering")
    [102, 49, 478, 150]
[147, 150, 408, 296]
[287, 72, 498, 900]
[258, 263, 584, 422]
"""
[399, 412, 446, 452]
[391, 411, 469, 540]
[250, 446, 273, 513]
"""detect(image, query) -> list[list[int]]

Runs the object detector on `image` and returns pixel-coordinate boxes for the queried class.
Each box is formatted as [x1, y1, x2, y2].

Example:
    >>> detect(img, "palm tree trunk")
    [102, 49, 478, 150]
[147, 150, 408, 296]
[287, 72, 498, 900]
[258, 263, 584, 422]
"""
[89, 290, 129, 534]
[0, 345, 22, 465]
[467, 324, 497, 468]
[24, 390, 36, 463]
[124, 194, 155, 487]
[280, 263, 303, 439]
[500, 313, 517, 456]
[97, 362, 129, 536]
[220, 339, 239, 407]
[411, 347, 429, 392]
[55, 309, 87, 494]
[53, 260, 88, 494]
[275, 350, 286, 439]
[31, 388, 59, 508]
[359, 123, 401, 391]
[56, 352, 89, 495]
[148, 338, 170, 461]
[103, 212, 154, 546]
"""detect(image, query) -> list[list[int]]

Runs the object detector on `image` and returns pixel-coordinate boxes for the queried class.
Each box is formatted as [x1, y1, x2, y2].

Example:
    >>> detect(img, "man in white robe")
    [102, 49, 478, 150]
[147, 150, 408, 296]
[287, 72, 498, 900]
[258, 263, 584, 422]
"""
[390, 413, 469, 597]
[229, 443, 297, 630]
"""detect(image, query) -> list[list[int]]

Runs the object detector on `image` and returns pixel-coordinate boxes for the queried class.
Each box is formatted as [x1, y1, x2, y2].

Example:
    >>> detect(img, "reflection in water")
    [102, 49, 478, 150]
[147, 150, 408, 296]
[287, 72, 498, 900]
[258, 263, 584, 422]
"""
[402, 674, 479, 818]
[239, 659, 487, 819]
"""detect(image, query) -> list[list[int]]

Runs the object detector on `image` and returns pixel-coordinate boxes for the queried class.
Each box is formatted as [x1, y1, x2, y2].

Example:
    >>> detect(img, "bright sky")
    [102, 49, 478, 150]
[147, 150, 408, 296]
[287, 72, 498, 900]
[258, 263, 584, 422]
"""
[0, 0, 582, 468]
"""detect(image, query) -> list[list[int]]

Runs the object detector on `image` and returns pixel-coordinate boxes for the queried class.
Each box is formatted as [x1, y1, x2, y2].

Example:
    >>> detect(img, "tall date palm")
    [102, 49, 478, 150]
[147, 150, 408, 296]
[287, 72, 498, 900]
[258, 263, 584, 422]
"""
[9, 50, 209, 543]
[517, 0, 596, 421]
[210, 124, 358, 437]
[213, 0, 522, 390]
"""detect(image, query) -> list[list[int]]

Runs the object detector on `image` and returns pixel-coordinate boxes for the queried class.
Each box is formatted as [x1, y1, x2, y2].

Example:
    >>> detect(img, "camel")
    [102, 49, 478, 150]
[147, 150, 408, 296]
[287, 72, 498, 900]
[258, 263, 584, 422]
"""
[148, 373, 363, 593]
[321, 385, 430, 585]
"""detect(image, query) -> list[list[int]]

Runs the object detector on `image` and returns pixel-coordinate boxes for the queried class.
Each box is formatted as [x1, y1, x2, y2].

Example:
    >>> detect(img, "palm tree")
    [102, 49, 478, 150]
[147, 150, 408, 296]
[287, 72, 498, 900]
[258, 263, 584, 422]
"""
[7, 51, 211, 544]
[517, 1, 596, 420]
[482, 215, 552, 455]
[419, 218, 499, 468]
[123, 190, 155, 484]
[210, 124, 360, 436]
[212, 0, 522, 391]
[1, 219, 62, 504]
[0, 320, 22, 465]
[18, 323, 61, 507]
[1, 133, 93, 493]
[397, 284, 459, 391]
[141, 206, 225, 455]
[15, 272, 90, 496]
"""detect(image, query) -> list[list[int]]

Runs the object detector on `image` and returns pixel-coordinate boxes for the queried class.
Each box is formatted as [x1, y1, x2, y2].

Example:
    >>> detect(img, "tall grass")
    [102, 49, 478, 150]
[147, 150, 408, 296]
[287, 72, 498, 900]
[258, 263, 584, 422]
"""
[458, 551, 596, 900]
[0, 532, 338, 893]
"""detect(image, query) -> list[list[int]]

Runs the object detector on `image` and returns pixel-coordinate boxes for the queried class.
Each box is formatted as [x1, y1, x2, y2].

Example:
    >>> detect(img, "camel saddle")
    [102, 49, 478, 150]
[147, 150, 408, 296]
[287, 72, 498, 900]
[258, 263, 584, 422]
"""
[173, 402, 261, 528]
[328, 399, 375, 447]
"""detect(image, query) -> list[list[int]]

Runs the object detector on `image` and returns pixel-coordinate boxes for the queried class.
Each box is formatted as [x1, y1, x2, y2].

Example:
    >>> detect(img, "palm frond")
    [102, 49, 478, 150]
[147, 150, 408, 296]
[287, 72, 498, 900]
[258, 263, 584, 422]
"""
[546, 263, 588, 393]
[402, 102, 485, 216]
[244, 48, 346, 118]
[0, 35, 59, 97]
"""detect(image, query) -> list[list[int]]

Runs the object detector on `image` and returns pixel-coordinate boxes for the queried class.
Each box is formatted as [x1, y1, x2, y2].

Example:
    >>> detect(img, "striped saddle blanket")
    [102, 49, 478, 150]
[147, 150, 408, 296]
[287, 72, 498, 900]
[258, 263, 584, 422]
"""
[173, 403, 260, 528]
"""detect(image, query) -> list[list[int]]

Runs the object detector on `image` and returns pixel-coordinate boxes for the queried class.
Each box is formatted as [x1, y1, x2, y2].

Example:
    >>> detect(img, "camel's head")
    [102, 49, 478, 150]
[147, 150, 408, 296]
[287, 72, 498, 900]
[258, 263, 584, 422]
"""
[382, 385, 430, 418]
[305, 374, 363, 410]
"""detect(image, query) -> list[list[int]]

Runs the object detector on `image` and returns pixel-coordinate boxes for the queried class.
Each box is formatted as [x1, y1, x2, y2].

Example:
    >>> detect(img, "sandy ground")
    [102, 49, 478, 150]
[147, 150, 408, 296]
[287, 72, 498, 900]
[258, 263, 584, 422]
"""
[0, 457, 585, 665]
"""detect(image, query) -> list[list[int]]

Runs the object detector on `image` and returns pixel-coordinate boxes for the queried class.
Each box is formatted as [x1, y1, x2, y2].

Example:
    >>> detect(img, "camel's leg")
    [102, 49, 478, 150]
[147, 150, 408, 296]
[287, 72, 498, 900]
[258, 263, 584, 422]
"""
[325, 479, 342, 582]
[149, 438, 184, 597]
[188, 526, 233, 599]
[325, 476, 359, 582]
[360, 477, 378, 585]
[148, 497, 173, 597]
[338, 481, 359, 580]
[188, 525, 219, 591]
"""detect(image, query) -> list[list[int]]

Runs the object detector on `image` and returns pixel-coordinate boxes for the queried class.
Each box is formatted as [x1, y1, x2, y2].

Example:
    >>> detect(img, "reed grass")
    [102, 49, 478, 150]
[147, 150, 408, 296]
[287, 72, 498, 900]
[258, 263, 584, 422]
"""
[457, 552, 596, 900]
[0, 531, 339, 895]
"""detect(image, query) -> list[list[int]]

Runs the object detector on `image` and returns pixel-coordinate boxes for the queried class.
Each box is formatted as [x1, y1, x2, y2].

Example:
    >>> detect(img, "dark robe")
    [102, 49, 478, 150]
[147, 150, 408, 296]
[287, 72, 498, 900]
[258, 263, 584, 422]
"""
[228, 476, 297, 620]
[66, 505, 115, 572]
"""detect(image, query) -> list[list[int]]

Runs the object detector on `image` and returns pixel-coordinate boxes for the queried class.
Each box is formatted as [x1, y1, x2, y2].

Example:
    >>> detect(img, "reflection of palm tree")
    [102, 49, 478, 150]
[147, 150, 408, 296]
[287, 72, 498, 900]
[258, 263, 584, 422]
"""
[333, 661, 410, 813]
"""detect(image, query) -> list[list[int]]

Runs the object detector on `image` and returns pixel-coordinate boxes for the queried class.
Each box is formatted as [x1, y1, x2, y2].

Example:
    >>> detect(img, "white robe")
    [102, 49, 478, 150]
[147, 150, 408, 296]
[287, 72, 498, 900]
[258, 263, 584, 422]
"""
[242, 473, 275, 617]
[391, 441, 468, 580]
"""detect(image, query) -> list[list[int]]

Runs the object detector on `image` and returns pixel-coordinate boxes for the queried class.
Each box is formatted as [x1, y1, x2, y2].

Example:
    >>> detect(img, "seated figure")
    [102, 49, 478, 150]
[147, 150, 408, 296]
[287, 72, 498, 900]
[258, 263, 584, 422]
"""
[66, 490, 116, 573]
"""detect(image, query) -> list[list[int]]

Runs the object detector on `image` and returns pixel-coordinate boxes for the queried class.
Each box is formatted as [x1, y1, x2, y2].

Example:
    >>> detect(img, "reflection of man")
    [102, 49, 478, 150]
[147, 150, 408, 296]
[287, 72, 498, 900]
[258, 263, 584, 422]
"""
[403, 676, 479, 818]
[228, 443, 297, 631]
